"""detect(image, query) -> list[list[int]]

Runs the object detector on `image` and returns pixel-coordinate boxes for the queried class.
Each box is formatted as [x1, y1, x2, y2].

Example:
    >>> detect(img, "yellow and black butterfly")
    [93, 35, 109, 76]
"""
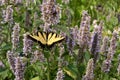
[29, 32, 65, 47]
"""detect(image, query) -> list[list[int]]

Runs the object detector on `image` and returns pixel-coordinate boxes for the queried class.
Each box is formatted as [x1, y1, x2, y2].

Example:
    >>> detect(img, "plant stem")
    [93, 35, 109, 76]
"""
[47, 58, 50, 80]
[76, 47, 84, 80]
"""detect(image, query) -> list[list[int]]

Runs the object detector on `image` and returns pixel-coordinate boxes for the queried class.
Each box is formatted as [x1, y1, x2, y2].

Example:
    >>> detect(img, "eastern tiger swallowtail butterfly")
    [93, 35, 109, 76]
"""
[29, 32, 64, 47]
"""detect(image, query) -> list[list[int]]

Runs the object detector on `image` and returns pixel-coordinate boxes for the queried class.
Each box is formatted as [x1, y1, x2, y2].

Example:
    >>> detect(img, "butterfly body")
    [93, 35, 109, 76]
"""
[29, 32, 64, 47]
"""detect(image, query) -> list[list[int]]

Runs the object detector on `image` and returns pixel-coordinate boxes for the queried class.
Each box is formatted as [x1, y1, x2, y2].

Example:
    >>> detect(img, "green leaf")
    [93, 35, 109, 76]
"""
[84, 51, 90, 61]
[0, 43, 11, 51]
[0, 69, 9, 79]
[63, 65, 77, 79]
[31, 76, 39, 80]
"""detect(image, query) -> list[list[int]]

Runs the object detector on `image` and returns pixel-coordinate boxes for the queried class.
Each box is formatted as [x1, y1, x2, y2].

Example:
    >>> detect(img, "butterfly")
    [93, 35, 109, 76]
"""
[29, 32, 65, 47]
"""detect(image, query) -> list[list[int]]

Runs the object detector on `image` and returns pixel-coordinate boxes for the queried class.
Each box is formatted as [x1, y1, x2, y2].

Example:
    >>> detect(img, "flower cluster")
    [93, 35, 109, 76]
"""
[7, 51, 15, 73]
[102, 31, 117, 72]
[12, 23, 20, 50]
[66, 28, 76, 55]
[56, 46, 65, 80]
[14, 57, 26, 80]
[23, 33, 33, 56]
[41, 0, 61, 25]
[78, 10, 91, 49]
[56, 68, 64, 80]
[4, 5, 13, 23]
[91, 20, 103, 53]
[7, 51, 26, 80]
[58, 46, 65, 68]
[90, 20, 103, 64]
[32, 50, 45, 63]
[101, 36, 109, 56]
[82, 58, 94, 80]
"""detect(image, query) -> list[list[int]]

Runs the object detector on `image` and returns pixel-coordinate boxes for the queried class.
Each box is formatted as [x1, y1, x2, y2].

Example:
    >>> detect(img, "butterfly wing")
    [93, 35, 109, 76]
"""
[29, 32, 47, 45]
[47, 33, 64, 46]
[48, 33, 53, 40]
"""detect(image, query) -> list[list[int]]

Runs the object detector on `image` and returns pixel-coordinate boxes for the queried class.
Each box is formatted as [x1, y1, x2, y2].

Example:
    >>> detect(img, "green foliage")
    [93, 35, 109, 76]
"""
[64, 64, 77, 79]
[31, 76, 39, 80]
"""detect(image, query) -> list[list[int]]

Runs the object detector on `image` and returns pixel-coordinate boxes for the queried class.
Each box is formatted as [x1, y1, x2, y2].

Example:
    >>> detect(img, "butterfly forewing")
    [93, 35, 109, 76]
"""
[47, 33, 64, 46]
[37, 32, 47, 45]
[29, 34, 40, 41]
[54, 35, 64, 43]
[42, 32, 47, 42]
